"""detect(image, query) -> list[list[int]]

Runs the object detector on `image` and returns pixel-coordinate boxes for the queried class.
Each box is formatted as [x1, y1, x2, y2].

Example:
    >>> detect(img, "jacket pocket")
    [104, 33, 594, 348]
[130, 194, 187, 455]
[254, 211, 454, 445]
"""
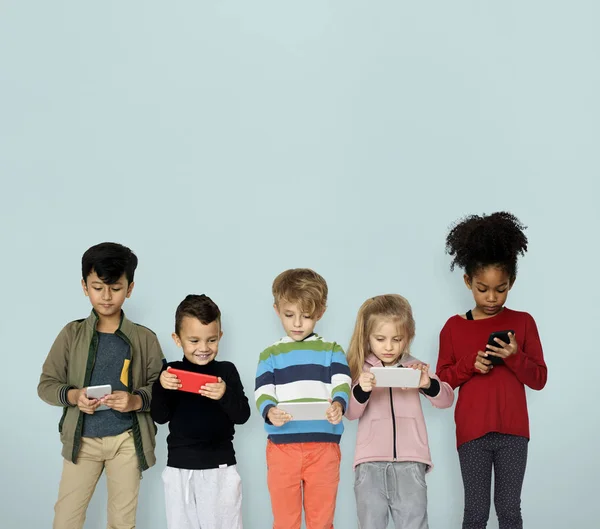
[356, 418, 381, 449]
[394, 417, 428, 457]
[120, 359, 130, 387]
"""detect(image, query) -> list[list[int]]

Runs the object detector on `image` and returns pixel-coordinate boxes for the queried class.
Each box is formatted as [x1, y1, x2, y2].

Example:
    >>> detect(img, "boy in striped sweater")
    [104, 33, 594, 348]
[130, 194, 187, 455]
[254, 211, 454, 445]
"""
[255, 268, 351, 529]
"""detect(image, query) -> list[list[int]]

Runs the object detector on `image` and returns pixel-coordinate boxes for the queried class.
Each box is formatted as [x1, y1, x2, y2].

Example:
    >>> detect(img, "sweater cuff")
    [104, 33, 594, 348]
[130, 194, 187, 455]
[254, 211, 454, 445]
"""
[133, 389, 150, 412]
[332, 396, 347, 413]
[420, 378, 440, 398]
[262, 403, 276, 425]
[60, 385, 77, 407]
[353, 384, 371, 404]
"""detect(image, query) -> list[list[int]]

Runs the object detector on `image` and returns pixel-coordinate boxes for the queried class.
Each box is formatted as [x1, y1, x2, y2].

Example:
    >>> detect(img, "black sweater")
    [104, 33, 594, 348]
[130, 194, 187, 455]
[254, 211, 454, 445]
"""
[151, 357, 251, 470]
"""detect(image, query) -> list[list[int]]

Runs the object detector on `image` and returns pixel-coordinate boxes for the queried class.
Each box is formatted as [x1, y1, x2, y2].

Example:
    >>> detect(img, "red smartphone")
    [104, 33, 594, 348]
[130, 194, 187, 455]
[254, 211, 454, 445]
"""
[167, 368, 219, 394]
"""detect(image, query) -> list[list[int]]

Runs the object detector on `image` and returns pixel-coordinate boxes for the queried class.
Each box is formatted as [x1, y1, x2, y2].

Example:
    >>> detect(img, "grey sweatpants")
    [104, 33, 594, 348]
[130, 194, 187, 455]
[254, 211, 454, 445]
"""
[162, 465, 243, 529]
[354, 461, 428, 529]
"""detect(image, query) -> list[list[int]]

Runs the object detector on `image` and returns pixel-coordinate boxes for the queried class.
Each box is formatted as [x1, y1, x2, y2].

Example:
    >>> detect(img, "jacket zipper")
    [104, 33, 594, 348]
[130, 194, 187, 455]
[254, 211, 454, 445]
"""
[389, 388, 397, 461]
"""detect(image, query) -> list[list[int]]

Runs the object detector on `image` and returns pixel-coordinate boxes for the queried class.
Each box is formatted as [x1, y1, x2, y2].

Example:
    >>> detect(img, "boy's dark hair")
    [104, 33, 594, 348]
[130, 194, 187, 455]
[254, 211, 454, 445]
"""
[175, 294, 221, 335]
[82, 242, 138, 285]
[446, 211, 528, 281]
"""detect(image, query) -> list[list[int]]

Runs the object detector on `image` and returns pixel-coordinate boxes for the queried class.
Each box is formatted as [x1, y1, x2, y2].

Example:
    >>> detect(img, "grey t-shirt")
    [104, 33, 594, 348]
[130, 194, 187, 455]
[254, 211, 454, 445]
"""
[82, 332, 133, 438]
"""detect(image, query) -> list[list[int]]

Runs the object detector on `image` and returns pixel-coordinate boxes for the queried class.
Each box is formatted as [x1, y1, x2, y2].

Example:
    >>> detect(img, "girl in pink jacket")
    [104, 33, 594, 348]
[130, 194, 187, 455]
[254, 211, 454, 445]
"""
[346, 294, 454, 529]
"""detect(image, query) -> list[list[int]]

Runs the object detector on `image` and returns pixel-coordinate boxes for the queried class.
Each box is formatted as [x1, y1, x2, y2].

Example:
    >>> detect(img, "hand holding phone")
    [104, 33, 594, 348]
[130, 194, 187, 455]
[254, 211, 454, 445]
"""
[267, 406, 293, 426]
[358, 372, 376, 392]
[69, 388, 102, 414]
[160, 369, 182, 390]
[85, 384, 112, 412]
[474, 351, 493, 374]
[486, 330, 516, 365]
[167, 368, 219, 394]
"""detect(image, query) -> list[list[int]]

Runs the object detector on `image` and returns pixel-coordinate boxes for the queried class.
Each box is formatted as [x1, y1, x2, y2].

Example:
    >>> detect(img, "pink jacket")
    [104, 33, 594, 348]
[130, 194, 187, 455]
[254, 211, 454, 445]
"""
[346, 354, 454, 471]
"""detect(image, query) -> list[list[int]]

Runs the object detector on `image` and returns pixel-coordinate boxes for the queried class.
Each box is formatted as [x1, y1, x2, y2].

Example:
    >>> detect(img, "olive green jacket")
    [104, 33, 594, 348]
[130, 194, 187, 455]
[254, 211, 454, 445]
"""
[38, 311, 164, 470]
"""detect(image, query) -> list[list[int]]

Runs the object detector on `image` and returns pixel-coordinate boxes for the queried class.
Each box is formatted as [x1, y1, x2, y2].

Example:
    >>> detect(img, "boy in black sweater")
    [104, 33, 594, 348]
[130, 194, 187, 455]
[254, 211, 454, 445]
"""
[151, 294, 250, 529]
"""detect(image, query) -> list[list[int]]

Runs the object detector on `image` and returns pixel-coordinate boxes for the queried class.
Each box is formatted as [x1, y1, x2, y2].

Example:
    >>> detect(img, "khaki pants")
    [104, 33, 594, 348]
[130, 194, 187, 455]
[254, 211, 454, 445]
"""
[53, 430, 141, 529]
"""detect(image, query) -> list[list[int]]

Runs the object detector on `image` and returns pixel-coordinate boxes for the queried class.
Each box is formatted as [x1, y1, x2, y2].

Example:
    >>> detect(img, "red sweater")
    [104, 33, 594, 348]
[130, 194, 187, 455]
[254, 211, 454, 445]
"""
[436, 308, 547, 448]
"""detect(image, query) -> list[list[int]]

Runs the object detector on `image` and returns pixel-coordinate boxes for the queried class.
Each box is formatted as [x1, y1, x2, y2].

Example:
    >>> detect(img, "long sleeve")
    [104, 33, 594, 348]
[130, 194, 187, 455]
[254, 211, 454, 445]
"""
[423, 372, 454, 409]
[345, 383, 370, 420]
[38, 325, 76, 407]
[219, 364, 251, 425]
[132, 333, 165, 412]
[503, 314, 547, 390]
[150, 369, 175, 424]
[436, 323, 478, 389]
[255, 350, 278, 421]
[330, 345, 352, 412]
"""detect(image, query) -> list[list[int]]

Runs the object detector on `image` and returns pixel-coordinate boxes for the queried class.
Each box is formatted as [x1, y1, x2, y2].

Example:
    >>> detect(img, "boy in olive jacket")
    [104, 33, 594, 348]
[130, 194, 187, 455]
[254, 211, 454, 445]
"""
[38, 242, 164, 529]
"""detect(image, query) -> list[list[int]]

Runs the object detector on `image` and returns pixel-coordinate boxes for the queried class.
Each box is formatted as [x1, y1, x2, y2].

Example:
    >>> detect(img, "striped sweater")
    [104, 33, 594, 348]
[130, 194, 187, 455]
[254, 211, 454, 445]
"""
[255, 334, 352, 444]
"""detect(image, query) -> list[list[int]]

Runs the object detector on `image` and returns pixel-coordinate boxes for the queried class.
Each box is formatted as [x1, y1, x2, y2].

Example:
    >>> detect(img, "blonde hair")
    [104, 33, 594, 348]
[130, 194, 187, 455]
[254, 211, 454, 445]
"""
[347, 294, 416, 381]
[272, 268, 328, 318]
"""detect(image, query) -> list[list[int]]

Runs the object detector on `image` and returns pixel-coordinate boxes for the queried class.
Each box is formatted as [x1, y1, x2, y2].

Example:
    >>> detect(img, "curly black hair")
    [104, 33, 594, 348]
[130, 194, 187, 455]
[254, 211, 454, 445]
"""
[446, 212, 528, 280]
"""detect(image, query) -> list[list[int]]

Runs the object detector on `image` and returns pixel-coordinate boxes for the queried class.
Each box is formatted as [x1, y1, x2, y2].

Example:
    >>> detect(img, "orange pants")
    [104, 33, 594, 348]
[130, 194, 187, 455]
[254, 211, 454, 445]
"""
[266, 441, 341, 529]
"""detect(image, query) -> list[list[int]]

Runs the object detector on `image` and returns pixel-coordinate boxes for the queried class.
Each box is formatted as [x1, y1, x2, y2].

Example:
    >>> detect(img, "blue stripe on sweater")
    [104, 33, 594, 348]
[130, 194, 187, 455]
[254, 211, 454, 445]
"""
[256, 349, 348, 378]
[264, 418, 344, 438]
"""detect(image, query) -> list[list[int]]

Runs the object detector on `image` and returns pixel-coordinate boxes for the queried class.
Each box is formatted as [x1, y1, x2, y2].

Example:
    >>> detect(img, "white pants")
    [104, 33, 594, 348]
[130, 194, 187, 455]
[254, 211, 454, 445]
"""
[162, 465, 243, 529]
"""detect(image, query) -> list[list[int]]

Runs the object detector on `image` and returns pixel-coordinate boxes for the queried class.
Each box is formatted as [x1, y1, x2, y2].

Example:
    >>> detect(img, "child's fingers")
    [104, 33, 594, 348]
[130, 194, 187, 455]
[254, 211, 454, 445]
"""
[475, 360, 492, 373]
[202, 382, 225, 392]
[273, 410, 292, 424]
[200, 386, 224, 397]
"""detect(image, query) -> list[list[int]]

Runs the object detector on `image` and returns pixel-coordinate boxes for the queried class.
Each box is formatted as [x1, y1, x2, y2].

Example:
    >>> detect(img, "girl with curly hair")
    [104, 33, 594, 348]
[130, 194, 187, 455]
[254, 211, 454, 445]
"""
[436, 212, 547, 529]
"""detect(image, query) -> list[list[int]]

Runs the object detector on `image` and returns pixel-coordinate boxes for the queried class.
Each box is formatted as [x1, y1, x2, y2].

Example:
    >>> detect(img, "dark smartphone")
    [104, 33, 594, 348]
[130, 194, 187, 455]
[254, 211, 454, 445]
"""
[486, 330, 514, 366]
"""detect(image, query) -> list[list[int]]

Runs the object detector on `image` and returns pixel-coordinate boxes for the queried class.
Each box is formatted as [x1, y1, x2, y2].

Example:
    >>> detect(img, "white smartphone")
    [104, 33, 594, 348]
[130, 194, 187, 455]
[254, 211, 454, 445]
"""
[278, 401, 330, 421]
[370, 367, 421, 388]
[86, 384, 112, 411]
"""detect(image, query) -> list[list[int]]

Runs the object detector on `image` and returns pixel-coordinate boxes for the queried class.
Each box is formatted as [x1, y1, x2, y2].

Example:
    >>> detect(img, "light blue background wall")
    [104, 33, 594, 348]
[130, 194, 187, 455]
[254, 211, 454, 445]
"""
[1, 1, 598, 528]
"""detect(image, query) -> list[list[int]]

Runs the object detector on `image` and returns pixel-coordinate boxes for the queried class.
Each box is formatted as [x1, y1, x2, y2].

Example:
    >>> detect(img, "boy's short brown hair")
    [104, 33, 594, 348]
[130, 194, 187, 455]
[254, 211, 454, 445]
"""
[175, 294, 221, 334]
[272, 268, 328, 318]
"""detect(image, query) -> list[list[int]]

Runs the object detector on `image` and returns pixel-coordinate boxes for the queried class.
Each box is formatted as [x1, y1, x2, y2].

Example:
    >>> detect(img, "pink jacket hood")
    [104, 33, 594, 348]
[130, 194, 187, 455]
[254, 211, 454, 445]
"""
[346, 353, 454, 470]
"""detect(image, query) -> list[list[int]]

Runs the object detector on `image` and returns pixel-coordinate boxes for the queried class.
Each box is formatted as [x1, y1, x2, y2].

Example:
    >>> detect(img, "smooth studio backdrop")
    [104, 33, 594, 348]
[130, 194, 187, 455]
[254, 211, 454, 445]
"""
[1, 1, 598, 528]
